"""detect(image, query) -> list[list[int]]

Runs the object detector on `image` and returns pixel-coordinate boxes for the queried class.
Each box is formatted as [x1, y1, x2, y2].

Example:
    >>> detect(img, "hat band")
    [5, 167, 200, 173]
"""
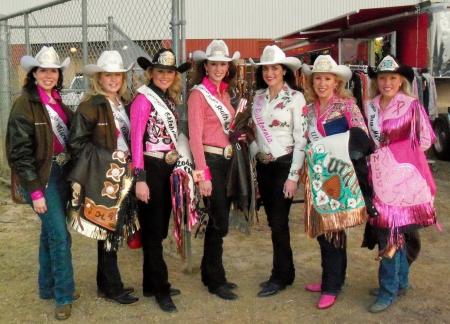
[101, 63, 124, 70]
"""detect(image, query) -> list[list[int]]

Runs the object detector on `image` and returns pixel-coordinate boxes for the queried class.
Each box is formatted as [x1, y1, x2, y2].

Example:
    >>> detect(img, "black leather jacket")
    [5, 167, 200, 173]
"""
[6, 87, 73, 193]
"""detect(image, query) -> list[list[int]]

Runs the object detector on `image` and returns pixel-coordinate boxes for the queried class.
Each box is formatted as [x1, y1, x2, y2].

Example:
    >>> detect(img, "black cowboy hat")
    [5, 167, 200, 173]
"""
[137, 48, 191, 73]
[368, 55, 414, 83]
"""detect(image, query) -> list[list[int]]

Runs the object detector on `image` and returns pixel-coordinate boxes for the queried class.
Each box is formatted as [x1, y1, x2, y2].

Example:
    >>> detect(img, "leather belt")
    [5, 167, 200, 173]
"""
[144, 149, 179, 165]
[203, 144, 233, 160]
[256, 152, 277, 164]
[52, 152, 71, 166]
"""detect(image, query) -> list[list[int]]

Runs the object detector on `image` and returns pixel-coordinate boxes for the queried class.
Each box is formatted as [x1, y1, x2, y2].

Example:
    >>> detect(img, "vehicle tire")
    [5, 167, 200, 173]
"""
[432, 115, 450, 161]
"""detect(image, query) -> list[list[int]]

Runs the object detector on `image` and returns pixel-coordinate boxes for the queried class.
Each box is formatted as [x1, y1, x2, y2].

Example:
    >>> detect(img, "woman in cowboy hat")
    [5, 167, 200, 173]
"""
[67, 50, 139, 305]
[188, 39, 245, 300]
[362, 55, 437, 313]
[301, 55, 376, 309]
[130, 48, 190, 313]
[6, 46, 76, 320]
[247, 45, 307, 298]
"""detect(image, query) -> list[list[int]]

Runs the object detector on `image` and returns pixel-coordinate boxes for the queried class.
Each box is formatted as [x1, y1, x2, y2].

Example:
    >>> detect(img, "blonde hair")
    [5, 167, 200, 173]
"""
[369, 74, 416, 99]
[304, 73, 354, 102]
[141, 67, 183, 105]
[81, 72, 131, 104]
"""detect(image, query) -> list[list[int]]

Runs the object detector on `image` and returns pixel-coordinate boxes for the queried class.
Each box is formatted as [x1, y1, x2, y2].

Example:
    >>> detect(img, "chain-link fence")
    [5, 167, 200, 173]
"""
[0, 0, 186, 176]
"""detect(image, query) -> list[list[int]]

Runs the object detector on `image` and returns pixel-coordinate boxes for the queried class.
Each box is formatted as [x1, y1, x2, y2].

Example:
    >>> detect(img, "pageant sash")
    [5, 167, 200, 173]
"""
[109, 99, 131, 152]
[46, 104, 69, 149]
[192, 84, 232, 135]
[252, 93, 286, 158]
[366, 101, 381, 148]
[137, 85, 179, 149]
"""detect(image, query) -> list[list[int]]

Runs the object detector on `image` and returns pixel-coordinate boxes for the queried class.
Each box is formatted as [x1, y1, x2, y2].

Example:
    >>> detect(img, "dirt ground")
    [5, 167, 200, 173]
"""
[0, 160, 449, 324]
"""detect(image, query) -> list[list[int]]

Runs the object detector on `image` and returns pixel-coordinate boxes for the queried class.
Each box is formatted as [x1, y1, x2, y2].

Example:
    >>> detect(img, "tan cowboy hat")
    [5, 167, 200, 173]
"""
[249, 45, 301, 71]
[302, 55, 352, 82]
[137, 48, 191, 73]
[20, 46, 70, 73]
[83, 50, 135, 77]
[192, 39, 240, 62]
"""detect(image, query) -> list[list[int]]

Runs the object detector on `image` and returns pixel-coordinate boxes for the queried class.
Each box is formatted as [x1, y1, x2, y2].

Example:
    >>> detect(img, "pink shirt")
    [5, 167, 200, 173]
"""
[37, 86, 68, 154]
[187, 77, 235, 171]
[130, 94, 151, 170]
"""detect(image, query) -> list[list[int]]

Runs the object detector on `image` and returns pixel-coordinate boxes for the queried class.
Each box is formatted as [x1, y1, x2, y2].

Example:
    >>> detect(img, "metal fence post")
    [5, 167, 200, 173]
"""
[108, 16, 114, 51]
[24, 13, 30, 55]
[82, 0, 88, 92]
[0, 16, 11, 172]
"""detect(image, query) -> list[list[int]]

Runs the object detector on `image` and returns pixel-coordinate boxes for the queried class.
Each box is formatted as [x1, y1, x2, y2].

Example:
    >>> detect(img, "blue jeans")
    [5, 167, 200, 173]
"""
[22, 162, 75, 306]
[377, 248, 410, 305]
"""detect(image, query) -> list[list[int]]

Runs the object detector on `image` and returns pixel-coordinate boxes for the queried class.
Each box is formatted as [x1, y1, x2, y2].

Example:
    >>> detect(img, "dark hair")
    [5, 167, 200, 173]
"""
[22, 66, 64, 94]
[189, 59, 237, 93]
[254, 64, 301, 91]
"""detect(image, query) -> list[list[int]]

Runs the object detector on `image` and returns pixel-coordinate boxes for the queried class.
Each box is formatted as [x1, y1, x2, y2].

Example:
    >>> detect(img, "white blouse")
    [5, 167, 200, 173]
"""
[251, 83, 308, 182]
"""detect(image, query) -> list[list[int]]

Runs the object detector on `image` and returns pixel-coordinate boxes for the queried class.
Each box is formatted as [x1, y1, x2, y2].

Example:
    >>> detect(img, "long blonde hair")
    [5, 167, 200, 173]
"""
[369, 74, 416, 99]
[141, 67, 183, 105]
[81, 72, 131, 104]
[304, 73, 354, 102]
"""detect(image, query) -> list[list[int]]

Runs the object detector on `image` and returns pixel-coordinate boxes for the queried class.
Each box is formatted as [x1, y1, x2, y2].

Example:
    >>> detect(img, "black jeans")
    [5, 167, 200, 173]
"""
[97, 240, 124, 297]
[317, 232, 347, 295]
[201, 153, 232, 291]
[256, 154, 295, 286]
[138, 155, 175, 298]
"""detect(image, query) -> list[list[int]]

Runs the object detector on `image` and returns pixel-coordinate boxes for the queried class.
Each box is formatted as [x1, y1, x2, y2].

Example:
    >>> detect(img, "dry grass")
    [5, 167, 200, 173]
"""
[0, 161, 449, 323]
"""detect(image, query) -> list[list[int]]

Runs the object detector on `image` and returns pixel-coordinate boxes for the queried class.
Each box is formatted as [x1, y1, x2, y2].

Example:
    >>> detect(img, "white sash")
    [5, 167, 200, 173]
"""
[192, 84, 232, 135]
[252, 93, 286, 158]
[306, 103, 323, 143]
[366, 101, 381, 148]
[46, 104, 69, 149]
[137, 85, 179, 150]
[109, 99, 130, 152]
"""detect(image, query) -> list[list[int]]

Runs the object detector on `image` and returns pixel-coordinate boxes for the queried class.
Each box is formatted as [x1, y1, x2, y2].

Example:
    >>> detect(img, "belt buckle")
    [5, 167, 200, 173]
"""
[55, 152, 70, 166]
[223, 145, 233, 159]
[257, 152, 269, 164]
[164, 150, 179, 165]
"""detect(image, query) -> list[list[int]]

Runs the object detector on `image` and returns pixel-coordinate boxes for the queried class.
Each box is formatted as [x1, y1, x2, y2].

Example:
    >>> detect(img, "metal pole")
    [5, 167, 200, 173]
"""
[180, 0, 187, 131]
[0, 0, 72, 21]
[180, 0, 192, 272]
[24, 13, 30, 55]
[108, 16, 114, 51]
[171, 0, 179, 61]
[0, 16, 11, 171]
[81, 0, 88, 92]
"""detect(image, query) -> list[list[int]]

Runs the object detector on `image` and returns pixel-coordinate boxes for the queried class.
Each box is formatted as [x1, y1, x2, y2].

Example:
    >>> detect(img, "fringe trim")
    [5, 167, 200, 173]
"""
[67, 209, 108, 240]
[369, 197, 436, 228]
[303, 167, 367, 238]
[228, 202, 252, 235]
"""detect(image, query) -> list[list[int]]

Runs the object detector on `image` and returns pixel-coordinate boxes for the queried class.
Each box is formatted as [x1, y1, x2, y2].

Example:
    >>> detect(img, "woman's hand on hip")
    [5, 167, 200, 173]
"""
[283, 179, 298, 199]
[33, 197, 47, 214]
[136, 181, 150, 203]
[198, 180, 212, 197]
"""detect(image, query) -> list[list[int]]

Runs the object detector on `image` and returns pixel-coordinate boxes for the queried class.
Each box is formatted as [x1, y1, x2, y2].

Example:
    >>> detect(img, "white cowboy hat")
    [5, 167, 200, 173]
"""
[20, 46, 70, 73]
[192, 39, 240, 62]
[83, 50, 135, 77]
[302, 55, 352, 82]
[249, 45, 301, 71]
